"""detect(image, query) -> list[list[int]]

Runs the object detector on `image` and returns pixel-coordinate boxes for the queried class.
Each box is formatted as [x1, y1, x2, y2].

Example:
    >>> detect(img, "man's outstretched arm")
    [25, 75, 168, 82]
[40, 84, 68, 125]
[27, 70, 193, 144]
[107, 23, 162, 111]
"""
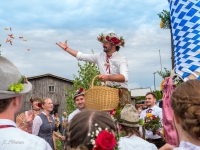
[56, 40, 78, 57]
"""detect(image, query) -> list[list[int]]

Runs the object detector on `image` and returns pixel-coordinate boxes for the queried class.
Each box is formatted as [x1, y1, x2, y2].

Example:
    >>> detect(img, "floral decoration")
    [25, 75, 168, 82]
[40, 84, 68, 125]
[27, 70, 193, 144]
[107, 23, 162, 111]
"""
[30, 97, 33, 103]
[8, 76, 28, 93]
[97, 33, 125, 47]
[88, 123, 116, 150]
[143, 113, 162, 134]
[37, 103, 42, 108]
[160, 80, 165, 91]
[79, 87, 84, 93]
[109, 107, 122, 121]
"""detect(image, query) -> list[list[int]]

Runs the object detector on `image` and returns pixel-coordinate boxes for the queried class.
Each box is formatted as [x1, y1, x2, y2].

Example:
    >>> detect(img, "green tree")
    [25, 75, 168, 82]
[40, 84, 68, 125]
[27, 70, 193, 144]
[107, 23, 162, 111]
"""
[158, 10, 174, 69]
[66, 61, 101, 114]
[157, 67, 171, 79]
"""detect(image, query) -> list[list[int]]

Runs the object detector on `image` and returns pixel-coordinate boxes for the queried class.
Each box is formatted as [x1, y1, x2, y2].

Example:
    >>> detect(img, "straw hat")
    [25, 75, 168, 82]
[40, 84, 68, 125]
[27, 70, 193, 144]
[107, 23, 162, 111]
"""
[118, 104, 140, 127]
[0, 56, 32, 99]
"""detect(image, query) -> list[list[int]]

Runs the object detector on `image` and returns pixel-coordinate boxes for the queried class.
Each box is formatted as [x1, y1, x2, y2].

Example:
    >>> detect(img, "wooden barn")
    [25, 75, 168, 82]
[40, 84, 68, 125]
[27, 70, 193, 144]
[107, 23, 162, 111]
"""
[19, 73, 73, 118]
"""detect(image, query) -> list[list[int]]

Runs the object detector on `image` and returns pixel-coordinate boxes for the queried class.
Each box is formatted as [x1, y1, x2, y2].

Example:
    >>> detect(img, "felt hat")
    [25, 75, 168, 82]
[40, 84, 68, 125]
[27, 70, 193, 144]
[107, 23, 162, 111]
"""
[74, 88, 85, 100]
[118, 104, 140, 127]
[0, 56, 32, 99]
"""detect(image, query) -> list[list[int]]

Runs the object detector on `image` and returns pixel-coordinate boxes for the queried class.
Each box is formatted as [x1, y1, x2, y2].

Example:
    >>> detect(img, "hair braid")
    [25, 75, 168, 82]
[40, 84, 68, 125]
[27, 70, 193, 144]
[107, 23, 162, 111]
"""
[171, 79, 200, 139]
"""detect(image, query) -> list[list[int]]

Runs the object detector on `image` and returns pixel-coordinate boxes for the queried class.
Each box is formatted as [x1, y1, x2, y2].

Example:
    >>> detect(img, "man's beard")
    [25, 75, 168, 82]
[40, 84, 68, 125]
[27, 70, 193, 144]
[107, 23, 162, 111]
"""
[103, 46, 111, 53]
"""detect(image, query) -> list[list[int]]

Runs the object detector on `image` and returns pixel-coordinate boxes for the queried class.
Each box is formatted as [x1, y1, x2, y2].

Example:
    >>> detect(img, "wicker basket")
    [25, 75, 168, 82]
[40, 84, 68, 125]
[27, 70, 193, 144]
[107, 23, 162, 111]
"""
[85, 75, 119, 111]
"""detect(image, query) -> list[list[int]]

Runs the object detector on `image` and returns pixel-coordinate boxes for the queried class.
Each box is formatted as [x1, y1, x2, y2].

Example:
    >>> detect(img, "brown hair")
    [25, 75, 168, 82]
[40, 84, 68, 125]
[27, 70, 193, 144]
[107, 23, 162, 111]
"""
[41, 97, 49, 105]
[120, 125, 140, 137]
[116, 46, 120, 51]
[0, 98, 12, 113]
[66, 110, 116, 150]
[146, 92, 157, 99]
[32, 97, 41, 102]
[171, 79, 200, 140]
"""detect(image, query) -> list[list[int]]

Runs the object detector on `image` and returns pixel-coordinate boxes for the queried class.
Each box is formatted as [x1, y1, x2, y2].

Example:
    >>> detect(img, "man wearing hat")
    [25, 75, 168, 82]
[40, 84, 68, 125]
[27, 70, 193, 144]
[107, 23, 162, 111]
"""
[56, 33, 131, 107]
[68, 88, 86, 122]
[117, 104, 158, 150]
[0, 56, 52, 150]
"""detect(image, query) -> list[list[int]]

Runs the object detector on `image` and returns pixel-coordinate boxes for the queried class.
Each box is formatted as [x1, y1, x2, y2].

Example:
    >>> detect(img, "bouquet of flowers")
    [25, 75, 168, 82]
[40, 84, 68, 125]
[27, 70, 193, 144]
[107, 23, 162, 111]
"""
[143, 113, 162, 134]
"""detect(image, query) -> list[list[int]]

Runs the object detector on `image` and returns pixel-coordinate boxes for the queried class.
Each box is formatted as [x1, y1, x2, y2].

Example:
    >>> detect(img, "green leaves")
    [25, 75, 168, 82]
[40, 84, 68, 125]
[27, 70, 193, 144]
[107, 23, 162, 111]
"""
[157, 67, 171, 79]
[158, 10, 171, 29]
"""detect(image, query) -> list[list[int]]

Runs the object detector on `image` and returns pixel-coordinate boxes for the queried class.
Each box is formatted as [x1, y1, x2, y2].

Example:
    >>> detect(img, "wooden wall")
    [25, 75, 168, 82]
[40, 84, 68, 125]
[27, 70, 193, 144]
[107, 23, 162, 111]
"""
[19, 76, 73, 120]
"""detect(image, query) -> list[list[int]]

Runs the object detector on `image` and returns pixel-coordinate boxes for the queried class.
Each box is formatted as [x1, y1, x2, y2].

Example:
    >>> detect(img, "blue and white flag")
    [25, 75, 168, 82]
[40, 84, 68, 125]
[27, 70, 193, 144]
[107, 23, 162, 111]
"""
[169, 0, 200, 81]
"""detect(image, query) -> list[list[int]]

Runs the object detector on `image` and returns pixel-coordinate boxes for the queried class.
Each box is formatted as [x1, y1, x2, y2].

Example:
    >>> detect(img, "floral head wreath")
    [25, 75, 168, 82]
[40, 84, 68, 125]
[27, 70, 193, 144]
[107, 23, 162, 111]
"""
[88, 123, 116, 150]
[97, 33, 125, 47]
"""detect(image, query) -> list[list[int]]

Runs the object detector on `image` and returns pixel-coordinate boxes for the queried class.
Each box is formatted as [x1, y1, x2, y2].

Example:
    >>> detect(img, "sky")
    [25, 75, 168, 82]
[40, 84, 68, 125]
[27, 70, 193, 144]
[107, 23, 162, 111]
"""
[0, 0, 172, 92]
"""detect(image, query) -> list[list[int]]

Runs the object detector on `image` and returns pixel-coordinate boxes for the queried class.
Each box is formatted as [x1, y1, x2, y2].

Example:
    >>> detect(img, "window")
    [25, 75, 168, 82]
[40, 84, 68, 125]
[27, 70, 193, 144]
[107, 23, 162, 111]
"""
[49, 85, 55, 92]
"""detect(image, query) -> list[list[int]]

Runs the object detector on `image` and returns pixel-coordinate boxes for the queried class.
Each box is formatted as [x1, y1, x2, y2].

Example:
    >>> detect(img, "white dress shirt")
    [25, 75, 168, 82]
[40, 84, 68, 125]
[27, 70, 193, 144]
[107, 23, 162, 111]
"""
[140, 105, 163, 139]
[118, 135, 158, 150]
[76, 51, 129, 88]
[174, 141, 200, 150]
[68, 109, 80, 122]
[0, 119, 52, 150]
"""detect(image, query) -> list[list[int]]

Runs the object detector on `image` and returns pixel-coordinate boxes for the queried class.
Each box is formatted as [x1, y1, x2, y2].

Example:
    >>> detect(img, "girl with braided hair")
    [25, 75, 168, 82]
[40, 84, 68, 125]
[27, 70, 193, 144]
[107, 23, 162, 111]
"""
[160, 79, 200, 150]
[65, 110, 117, 150]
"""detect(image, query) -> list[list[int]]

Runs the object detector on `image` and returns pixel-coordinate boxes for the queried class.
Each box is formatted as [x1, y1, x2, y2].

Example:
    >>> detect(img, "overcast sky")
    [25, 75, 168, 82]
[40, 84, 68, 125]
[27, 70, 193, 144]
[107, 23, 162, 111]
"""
[0, 0, 172, 91]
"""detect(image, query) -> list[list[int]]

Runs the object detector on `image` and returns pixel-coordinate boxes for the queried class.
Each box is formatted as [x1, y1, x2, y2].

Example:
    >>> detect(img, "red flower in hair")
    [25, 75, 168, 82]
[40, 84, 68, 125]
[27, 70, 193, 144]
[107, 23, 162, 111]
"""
[110, 37, 120, 45]
[106, 36, 110, 41]
[98, 36, 103, 42]
[30, 97, 33, 103]
[79, 88, 84, 93]
[93, 130, 116, 150]
[121, 41, 125, 47]
[37, 103, 42, 108]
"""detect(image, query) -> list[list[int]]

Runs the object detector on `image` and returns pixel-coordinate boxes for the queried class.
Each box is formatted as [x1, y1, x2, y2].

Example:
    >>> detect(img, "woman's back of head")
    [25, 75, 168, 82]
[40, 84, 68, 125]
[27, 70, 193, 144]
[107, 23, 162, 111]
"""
[171, 79, 200, 140]
[67, 110, 116, 150]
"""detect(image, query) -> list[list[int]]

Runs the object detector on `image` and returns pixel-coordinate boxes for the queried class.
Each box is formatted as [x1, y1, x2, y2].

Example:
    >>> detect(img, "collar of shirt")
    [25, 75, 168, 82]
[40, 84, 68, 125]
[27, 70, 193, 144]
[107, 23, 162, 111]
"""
[103, 51, 118, 58]
[147, 105, 157, 111]
[0, 119, 17, 127]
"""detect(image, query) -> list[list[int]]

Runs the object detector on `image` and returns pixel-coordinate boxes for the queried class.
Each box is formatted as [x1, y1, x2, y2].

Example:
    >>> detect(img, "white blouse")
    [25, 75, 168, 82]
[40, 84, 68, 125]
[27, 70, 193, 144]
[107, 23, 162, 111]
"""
[118, 135, 158, 150]
[174, 141, 200, 150]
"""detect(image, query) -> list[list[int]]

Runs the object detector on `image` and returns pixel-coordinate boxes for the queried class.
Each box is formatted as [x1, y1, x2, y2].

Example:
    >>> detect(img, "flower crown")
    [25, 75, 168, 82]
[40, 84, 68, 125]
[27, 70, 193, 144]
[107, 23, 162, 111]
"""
[97, 33, 125, 47]
[88, 123, 116, 150]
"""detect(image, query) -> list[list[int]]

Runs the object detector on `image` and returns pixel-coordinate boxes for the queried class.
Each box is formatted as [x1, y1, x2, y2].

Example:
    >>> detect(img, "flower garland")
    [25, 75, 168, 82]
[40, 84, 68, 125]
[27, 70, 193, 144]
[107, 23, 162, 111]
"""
[97, 33, 125, 47]
[88, 123, 116, 150]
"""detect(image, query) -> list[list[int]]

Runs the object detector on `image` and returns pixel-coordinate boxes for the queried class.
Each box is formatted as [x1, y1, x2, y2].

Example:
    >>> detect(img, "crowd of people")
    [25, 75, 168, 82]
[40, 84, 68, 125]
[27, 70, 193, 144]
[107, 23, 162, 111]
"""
[0, 32, 200, 150]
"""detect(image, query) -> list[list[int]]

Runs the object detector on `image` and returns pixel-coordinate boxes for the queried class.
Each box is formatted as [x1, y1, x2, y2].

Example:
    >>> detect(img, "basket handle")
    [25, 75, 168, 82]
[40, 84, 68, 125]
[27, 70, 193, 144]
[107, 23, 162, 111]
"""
[91, 75, 106, 88]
